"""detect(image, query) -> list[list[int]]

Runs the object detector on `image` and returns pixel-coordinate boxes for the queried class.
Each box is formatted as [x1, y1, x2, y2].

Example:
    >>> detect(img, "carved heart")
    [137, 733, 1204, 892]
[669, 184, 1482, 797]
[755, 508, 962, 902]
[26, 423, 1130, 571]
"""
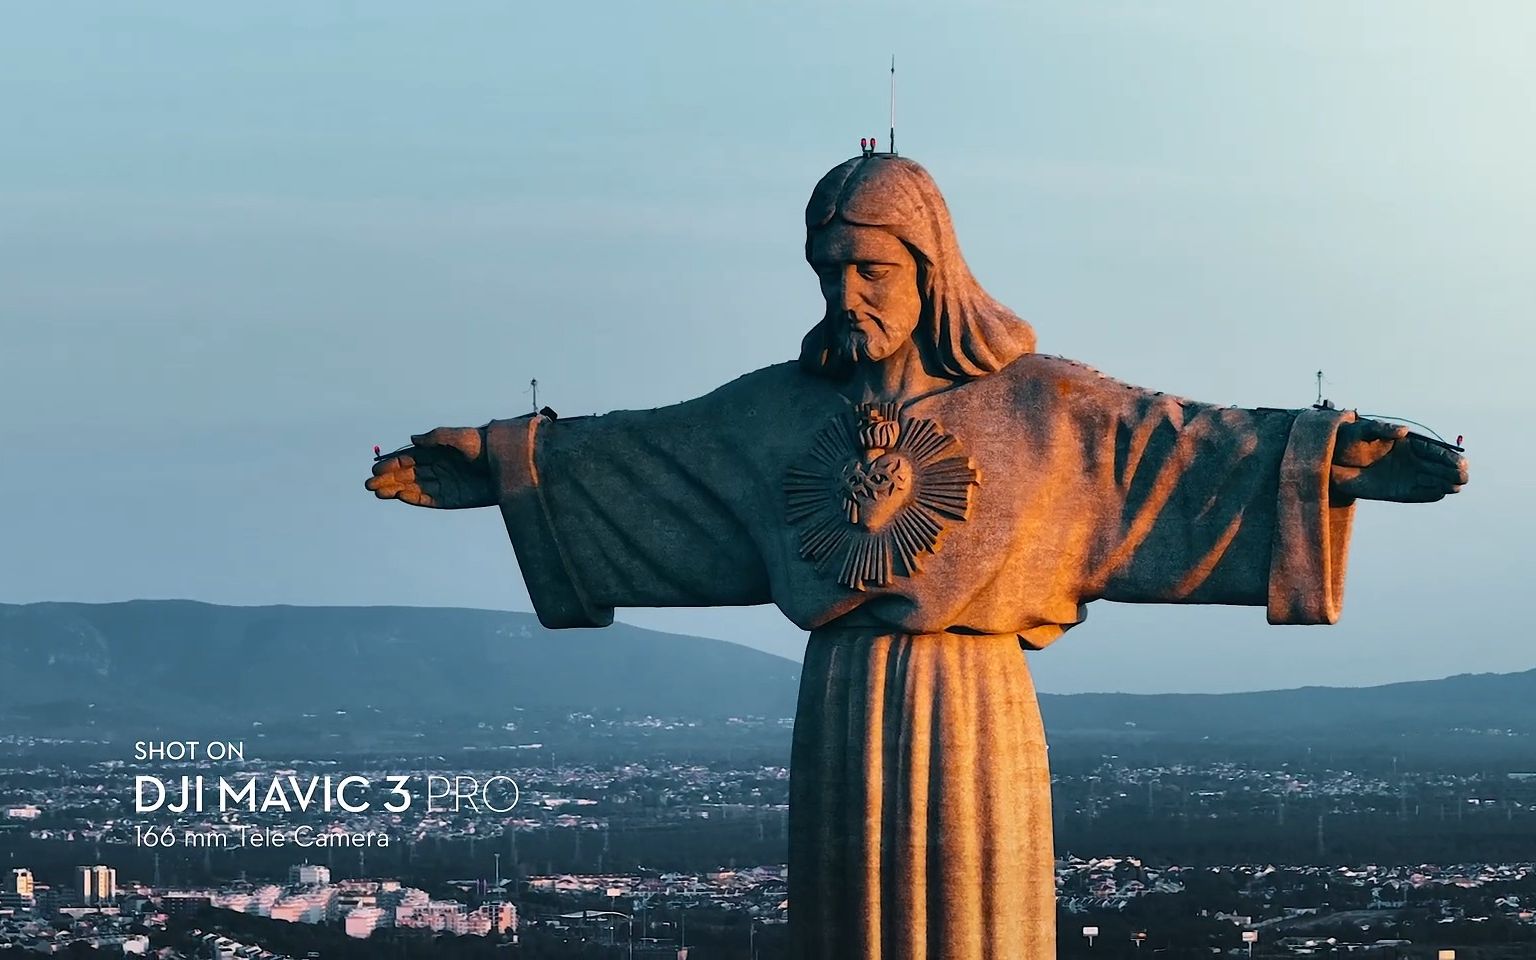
[840, 452, 914, 530]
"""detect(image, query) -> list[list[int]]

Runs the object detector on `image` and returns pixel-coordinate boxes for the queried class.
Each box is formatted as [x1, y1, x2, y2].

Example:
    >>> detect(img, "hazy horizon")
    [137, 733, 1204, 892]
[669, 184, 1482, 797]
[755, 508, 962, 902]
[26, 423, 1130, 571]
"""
[3, 595, 1525, 698]
[3, 3, 1532, 694]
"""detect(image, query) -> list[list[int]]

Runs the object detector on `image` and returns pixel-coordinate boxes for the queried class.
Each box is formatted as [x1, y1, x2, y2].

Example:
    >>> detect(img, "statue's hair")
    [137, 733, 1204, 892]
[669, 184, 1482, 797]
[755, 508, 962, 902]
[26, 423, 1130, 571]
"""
[800, 155, 1035, 380]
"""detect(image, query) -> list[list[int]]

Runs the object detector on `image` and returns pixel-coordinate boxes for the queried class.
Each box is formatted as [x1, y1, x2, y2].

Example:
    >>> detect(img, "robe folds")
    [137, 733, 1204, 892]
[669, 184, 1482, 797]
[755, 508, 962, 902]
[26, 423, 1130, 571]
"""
[483, 353, 1355, 960]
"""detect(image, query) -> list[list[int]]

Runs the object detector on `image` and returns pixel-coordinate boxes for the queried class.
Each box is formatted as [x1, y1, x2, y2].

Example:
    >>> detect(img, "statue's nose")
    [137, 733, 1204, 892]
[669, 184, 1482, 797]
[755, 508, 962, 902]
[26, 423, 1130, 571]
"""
[837, 273, 862, 316]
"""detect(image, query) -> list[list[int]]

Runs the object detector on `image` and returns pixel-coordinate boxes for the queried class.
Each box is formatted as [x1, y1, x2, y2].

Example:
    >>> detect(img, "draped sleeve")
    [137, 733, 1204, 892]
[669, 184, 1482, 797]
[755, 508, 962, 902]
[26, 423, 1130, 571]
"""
[483, 394, 773, 629]
[1080, 386, 1356, 625]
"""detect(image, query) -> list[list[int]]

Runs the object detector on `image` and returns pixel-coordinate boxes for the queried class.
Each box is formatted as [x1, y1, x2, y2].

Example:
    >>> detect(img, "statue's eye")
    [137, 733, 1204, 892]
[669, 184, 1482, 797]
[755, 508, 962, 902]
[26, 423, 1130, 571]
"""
[858, 265, 891, 280]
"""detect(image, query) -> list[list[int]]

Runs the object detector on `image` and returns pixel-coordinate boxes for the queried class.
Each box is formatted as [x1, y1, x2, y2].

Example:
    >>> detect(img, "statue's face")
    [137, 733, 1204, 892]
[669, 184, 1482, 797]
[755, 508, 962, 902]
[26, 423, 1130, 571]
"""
[809, 223, 922, 365]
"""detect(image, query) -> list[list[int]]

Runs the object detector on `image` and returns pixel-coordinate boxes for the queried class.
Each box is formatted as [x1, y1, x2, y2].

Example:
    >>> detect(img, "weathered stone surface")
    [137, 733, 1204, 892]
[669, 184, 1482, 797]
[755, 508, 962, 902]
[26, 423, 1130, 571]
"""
[367, 153, 1468, 959]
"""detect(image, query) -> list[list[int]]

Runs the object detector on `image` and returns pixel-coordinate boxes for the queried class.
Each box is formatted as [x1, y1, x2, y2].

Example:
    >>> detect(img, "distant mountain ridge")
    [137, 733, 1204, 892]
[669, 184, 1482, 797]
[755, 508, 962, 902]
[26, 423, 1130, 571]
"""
[1040, 668, 1536, 738]
[2, 601, 1532, 738]
[0, 600, 802, 720]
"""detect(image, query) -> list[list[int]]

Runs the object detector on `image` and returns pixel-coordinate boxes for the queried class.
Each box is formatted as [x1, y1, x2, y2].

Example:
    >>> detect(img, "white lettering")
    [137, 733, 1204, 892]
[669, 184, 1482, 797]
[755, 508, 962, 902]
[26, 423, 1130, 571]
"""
[337, 776, 370, 813]
[220, 777, 257, 811]
[135, 776, 166, 813]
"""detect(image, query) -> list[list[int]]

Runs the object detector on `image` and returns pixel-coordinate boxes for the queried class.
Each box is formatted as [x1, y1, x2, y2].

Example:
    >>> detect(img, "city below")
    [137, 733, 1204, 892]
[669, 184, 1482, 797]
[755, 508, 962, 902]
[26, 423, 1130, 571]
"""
[4, 701, 1536, 959]
[3, 604, 1534, 957]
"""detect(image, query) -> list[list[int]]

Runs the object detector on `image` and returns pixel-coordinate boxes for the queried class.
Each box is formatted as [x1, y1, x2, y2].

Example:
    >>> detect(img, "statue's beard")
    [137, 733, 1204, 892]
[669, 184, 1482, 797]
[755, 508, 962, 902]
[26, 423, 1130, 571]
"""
[831, 312, 895, 365]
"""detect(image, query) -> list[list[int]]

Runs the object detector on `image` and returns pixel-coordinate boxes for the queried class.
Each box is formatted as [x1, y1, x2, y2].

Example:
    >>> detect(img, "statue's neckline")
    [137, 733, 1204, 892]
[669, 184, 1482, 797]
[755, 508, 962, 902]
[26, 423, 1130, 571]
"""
[835, 376, 971, 415]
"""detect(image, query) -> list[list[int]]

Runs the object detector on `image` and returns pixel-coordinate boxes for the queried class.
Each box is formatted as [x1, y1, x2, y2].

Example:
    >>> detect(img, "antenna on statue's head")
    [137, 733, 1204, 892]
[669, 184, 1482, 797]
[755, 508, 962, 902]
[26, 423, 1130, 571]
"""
[853, 58, 899, 158]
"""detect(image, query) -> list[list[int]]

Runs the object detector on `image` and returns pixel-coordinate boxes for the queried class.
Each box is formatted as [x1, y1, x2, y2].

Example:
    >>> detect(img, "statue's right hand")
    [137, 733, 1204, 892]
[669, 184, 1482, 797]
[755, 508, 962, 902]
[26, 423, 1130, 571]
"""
[364, 426, 496, 509]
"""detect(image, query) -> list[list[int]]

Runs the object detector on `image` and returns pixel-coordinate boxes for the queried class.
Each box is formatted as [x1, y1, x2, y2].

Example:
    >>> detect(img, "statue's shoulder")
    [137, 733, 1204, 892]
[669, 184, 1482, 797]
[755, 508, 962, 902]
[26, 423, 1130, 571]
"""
[716, 360, 807, 389]
[994, 352, 1143, 394]
[993, 354, 1268, 425]
[705, 360, 843, 407]
[586, 362, 836, 429]
[991, 353, 1204, 414]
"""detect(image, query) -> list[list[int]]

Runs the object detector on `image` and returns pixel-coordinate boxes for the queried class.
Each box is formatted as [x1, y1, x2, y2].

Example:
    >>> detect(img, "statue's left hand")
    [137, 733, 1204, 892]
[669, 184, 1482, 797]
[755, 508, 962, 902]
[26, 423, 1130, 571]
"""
[364, 426, 496, 509]
[1330, 419, 1468, 504]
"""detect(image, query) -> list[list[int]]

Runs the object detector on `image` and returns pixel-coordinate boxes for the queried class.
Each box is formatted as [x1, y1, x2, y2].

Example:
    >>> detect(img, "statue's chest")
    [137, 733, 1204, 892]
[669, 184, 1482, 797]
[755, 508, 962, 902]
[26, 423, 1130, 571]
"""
[782, 401, 981, 591]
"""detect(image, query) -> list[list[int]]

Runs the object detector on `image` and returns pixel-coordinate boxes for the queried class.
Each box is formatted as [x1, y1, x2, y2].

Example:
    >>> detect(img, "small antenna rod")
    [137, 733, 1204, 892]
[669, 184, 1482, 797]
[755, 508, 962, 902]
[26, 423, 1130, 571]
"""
[1315, 370, 1323, 406]
[889, 55, 897, 156]
[531, 378, 539, 414]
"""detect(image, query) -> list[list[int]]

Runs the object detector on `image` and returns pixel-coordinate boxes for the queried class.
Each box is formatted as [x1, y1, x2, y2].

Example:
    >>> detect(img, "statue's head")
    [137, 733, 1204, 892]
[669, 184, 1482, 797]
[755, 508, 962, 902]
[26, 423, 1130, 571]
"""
[800, 155, 1035, 380]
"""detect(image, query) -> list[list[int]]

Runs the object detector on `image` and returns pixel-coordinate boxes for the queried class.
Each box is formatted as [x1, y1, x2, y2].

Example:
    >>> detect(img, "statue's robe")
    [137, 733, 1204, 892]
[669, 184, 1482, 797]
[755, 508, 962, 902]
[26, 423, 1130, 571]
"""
[483, 353, 1355, 960]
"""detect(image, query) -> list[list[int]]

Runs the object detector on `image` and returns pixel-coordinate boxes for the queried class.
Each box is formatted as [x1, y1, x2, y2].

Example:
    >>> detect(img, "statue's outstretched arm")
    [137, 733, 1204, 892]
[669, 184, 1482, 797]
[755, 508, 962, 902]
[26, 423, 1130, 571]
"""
[1081, 377, 1466, 625]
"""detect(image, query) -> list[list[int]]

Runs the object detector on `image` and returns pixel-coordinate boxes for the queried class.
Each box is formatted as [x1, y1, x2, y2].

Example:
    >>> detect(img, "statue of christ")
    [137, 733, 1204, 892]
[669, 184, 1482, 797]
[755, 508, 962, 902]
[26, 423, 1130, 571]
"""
[367, 154, 1467, 959]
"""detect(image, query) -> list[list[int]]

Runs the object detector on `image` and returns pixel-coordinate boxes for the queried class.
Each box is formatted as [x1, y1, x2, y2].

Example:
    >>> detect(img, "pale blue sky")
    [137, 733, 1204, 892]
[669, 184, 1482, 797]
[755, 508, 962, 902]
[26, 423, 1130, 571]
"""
[3, 2, 1532, 692]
